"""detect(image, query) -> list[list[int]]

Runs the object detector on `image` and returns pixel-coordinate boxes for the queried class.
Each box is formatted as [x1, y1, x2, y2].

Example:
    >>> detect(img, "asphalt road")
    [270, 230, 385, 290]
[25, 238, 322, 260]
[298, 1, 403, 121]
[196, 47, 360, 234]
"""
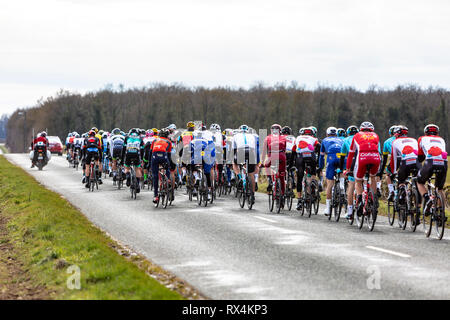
[5, 153, 450, 300]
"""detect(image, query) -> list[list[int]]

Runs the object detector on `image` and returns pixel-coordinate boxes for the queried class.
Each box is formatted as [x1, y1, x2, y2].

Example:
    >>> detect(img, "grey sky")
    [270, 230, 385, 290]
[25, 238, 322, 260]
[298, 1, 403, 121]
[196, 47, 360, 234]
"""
[1, 0, 450, 115]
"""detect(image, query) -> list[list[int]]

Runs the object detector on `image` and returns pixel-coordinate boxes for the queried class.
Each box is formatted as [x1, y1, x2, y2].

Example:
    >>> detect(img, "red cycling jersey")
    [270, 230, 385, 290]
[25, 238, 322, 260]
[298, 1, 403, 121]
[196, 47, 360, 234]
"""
[32, 136, 49, 149]
[151, 137, 172, 153]
[262, 134, 287, 193]
[347, 131, 381, 180]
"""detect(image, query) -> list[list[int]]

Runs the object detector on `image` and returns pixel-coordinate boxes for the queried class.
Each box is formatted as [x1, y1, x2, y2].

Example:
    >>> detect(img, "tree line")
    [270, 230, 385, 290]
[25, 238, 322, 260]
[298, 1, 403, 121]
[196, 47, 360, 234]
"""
[0, 114, 8, 142]
[5, 83, 449, 153]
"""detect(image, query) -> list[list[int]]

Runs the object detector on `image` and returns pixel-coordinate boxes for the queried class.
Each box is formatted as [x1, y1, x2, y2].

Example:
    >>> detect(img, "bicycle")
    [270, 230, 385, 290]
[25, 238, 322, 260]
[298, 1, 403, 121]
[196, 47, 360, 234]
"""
[421, 171, 447, 240]
[129, 165, 138, 200]
[73, 148, 80, 170]
[354, 166, 378, 231]
[396, 175, 420, 231]
[268, 163, 284, 214]
[196, 165, 209, 207]
[88, 162, 99, 192]
[330, 171, 347, 222]
[387, 178, 398, 226]
[285, 167, 296, 211]
[155, 162, 170, 209]
[237, 160, 255, 210]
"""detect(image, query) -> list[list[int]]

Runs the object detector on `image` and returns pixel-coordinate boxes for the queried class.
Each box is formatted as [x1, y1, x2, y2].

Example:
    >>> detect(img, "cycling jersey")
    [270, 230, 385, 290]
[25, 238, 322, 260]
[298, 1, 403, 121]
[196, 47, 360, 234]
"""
[339, 134, 356, 181]
[124, 135, 142, 154]
[319, 136, 343, 180]
[347, 131, 381, 180]
[390, 137, 419, 173]
[383, 136, 396, 156]
[293, 135, 319, 158]
[418, 135, 447, 165]
[190, 132, 216, 174]
[151, 137, 172, 153]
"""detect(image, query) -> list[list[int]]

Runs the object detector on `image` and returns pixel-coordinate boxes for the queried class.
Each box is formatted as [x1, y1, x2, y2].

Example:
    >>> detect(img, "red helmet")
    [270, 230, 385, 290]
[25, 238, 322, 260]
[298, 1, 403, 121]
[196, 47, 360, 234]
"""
[88, 130, 96, 137]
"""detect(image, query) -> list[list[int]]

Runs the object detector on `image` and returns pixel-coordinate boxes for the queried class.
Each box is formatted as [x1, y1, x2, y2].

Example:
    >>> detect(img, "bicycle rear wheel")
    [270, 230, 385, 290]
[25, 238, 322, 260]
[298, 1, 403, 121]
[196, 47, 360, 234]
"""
[275, 179, 282, 214]
[422, 200, 433, 238]
[238, 182, 245, 208]
[435, 193, 446, 240]
[387, 199, 395, 226]
[366, 191, 377, 232]
[355, 199, 364, 229]
[409, 188, 419, 232]
[311, 181, 320, 215]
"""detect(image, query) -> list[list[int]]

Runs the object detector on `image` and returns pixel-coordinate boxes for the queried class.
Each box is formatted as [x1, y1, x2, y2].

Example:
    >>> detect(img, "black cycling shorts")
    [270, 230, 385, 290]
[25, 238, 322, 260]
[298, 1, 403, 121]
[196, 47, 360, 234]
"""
[85, 151, 99, 165]
[417, 159, 447, 189]
[397, 160, 420, 184]
[233, 148, 257, 173]
[125, 153, 141, 168]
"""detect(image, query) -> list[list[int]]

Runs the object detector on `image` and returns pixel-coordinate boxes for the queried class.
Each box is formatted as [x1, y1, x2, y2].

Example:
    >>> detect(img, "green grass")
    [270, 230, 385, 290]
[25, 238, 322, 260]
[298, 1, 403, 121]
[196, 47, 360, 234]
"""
[0, 155, 183, 300]
[0, 144, 8, 154]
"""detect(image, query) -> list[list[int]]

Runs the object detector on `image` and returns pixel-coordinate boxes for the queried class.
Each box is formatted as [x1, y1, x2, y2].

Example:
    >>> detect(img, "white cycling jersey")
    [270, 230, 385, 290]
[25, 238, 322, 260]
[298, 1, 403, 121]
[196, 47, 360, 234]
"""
[295, 135, 319, 157]
[233, 132, 258, 150]
[285, 135, 296, 152]
[390, 137, 419, 172]
[418, 135, 447, 165]
[73, 137, 84, 149]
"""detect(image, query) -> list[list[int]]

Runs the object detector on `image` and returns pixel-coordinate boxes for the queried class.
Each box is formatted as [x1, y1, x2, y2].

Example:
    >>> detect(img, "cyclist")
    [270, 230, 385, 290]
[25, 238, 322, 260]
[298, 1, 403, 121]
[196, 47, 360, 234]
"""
[282, 126, 296, 171]
[124, 128, 144, 193]
[377, 125, 399, 200]
[210, 123, 225, 190]
[109, 128, 126, 182]
[150, 128, 173, 204]
[190, 129, 216, 201]
[178, 121, 195, 184]
[143, 129, 157, 185]
[292, 127, 320, 210]
[232, 124, 260, 205]
[417, 124, 448, 216]
[167, 124, 179, 194]
[83, 130, 102, 188]
[389, 126, 420, 214]
[319, 127, 344, 216]
[224, 128, 235, 187]
[346, 122, 381, 215]
[339, 125, 359, 219]
[72, 133, 83, 164]
[262, 124, 287, 205]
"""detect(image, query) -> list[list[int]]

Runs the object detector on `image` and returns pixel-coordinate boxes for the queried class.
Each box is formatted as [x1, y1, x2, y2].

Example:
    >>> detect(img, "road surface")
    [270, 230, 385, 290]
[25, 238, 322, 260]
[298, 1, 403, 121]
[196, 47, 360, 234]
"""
[4, 153, 450, 299]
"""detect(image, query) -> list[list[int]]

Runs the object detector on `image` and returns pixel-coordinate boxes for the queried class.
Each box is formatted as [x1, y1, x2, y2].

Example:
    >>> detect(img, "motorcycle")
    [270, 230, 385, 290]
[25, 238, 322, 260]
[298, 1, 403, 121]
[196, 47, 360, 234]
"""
[29, 142, 51, 170]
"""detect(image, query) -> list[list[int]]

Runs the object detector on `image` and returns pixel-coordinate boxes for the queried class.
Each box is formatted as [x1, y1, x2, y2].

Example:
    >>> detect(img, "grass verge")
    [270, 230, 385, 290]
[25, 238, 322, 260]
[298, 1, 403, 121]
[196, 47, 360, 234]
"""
[0, 144, 8, 154]
[0, 155, 184, 300]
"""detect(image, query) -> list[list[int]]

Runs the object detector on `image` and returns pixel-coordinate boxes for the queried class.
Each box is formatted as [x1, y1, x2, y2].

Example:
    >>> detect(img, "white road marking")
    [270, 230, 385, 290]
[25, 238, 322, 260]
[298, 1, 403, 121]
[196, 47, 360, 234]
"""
[366, 246, 411, 258]
[253, 216, 277, 223]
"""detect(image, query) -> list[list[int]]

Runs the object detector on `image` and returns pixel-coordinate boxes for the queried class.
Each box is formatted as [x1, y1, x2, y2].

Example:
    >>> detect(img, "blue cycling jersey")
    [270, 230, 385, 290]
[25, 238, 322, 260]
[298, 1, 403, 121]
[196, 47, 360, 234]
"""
[383, 136, 396, 155]
[319, 136, 343, 170]
[190, 137, 216, 166]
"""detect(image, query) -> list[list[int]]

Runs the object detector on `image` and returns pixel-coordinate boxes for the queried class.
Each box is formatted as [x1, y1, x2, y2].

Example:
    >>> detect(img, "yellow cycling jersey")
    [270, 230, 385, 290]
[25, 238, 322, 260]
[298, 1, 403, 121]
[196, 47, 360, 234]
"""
[95, 134, 103, 149]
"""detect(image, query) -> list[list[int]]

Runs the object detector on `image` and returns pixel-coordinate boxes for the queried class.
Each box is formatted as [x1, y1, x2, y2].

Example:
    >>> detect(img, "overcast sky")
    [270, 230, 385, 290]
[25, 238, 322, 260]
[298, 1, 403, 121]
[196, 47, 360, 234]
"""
[1, 0, 450, 115]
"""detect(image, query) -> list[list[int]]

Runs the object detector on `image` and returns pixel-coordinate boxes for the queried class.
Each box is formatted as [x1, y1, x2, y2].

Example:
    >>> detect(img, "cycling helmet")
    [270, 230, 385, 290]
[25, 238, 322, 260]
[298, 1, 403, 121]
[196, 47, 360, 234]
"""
[146, 129, 154, 137]
[225, 128, 233, 136]
[394, 125, 408, 137]
[88, 130, 96, 137]
[111, 128, 121, 136]
[239, 124, 249, 133]
[304, 128, 314, 136]
[91, 127, 99, 134]
[271, 124, 282, 134]
[281, 126, 292, 136]
[120, 131, 126, 136]
[210, 123, 221, 132]
[167, 124, 177, 131]
[310, 126, 317, 134]
[74, 133, 80, 138]
[201, 124, 207, 131]
[98, 130, 104, 136]
[337, 128, 346, 137]
[326, 127, 337, 136]
[389, 125, 398, 136]
[159, 128, 169, 138]
[360, 121, 374, 132]
[129, 128, 138, 136]
[346, 125, 359, 136]
[102, 132, 108, 139]
[187, 121, 195, 129]
[41, 131, 47, 138]
[424, 124, 439, 136]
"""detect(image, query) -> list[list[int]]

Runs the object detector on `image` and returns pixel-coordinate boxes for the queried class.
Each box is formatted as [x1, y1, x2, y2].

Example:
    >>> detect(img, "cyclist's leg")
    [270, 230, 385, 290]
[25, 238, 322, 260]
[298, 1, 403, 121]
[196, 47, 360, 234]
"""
[324, 156, 336, 214]
[295, 156, 305, 199]
[151, 154, 161, 200]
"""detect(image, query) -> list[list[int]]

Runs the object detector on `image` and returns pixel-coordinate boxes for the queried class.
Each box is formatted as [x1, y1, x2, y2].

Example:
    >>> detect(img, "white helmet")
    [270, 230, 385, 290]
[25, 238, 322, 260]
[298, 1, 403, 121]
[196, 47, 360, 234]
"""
[210, 123, 221, 132]
[360, 121, 374, 132]
[326, 127, 337, 136]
